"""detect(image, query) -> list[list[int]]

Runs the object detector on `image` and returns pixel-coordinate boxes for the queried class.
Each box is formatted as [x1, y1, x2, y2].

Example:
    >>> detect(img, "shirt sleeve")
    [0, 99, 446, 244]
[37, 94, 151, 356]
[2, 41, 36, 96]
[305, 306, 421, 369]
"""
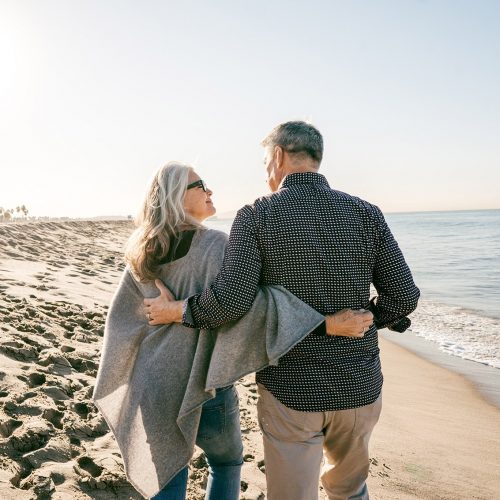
[182, 205, 262, 329]
[371, 207, 420, 332]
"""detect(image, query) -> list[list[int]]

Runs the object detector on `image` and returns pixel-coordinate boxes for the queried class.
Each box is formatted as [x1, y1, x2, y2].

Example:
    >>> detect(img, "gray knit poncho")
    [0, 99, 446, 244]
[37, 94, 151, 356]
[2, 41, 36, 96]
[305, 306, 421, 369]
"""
[93, 229, 324, 498]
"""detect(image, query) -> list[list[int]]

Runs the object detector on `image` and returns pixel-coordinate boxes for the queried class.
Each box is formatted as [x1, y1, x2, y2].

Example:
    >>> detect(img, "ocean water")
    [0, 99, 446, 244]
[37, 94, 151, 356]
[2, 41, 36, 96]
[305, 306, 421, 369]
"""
[207, 209, 500, 369]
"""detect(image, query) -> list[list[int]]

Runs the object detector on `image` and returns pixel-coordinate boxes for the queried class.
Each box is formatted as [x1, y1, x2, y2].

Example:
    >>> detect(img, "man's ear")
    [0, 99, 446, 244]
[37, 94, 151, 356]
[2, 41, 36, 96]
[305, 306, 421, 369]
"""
[275, 146, 284, 169]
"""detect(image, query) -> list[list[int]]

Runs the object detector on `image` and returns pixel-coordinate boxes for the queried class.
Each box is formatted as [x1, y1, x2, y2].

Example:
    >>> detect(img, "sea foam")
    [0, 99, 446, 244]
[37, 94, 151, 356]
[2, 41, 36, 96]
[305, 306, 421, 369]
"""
[409, 299, 500, 369]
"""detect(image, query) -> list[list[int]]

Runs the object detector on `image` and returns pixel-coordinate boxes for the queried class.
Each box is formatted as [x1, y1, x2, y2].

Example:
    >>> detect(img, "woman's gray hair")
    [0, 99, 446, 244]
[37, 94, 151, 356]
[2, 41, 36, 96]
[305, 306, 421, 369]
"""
[125, 161, 201, 281]
[261, 121, 323, 164]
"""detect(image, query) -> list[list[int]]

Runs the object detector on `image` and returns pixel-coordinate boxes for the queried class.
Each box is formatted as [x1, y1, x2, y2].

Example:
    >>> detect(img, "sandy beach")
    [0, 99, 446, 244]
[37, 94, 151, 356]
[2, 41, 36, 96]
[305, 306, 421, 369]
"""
[1, 220, 499, 499]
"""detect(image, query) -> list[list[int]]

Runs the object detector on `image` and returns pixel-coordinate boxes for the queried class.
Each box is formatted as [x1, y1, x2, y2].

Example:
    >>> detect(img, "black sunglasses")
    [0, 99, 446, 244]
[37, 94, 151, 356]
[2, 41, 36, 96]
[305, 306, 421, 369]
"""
[187, 179, 208, 192]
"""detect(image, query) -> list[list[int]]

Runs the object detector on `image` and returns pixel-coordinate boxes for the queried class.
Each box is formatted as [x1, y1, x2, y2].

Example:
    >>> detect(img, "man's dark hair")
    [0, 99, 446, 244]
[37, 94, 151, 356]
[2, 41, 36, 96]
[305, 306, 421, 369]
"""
[261, 121, 323, 164]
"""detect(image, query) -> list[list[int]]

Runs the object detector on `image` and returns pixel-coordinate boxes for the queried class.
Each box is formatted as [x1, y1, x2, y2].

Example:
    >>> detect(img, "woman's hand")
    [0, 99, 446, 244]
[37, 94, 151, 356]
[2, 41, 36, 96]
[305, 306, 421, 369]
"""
[143, 279, 184, 325]
[325, 309, 374, 338]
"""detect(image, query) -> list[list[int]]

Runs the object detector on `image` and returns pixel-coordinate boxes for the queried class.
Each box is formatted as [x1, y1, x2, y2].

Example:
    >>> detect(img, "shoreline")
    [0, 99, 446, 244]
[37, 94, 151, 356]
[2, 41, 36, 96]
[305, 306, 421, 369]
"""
[370, 337, 500, 499]
[381, 330, 500, 409]
[414, 295, 500, 322]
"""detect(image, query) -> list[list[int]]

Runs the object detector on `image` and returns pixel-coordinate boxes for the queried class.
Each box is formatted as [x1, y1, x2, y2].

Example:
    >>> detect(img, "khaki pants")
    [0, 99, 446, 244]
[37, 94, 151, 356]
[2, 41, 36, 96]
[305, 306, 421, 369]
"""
[257, 384, 382, 500]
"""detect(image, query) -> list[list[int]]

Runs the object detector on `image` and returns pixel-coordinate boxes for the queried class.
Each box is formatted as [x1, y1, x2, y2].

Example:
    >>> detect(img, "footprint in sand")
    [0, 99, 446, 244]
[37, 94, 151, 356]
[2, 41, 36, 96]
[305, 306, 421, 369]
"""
[72, 401, 91, 419]
[23, 435, 73, 468]
[7, 418, 52, 453]
[0, 417, 23, 437]
[4, 250, 22, 258]
[18, 470, 56, 497]
[42, 386, 71, 402]
[23, 306, 37, 319]
[66, 355, 99, 376]
[369, 457, 392, 479]
[73, 454, 135, 492]
[27, 372, 46, 388]
[42, 408, 64, 429]
[5, 292, 26, 301]
[76, 455, 103, 477]
[48, 262, 66, 269]
[65, 410, 108, 438]
[38, 349, 73, 376]
[0, 338, 39, 361]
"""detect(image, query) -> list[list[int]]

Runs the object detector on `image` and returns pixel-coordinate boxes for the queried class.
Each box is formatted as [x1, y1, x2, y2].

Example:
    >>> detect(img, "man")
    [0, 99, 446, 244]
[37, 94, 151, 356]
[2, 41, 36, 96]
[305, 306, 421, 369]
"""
[146, 121, 420, 499]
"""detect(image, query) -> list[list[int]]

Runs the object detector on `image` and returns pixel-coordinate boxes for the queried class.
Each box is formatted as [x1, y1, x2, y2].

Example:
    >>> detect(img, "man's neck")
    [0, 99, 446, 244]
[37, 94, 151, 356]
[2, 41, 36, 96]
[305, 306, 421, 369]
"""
[283, 166, 320, 176]
[278, 169, 322, 190]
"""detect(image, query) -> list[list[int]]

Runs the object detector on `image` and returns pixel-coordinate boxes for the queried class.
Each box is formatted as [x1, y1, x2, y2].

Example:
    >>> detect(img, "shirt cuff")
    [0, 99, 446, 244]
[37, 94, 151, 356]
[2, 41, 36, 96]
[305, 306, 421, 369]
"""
[369, 298, 412, 333]
[388, 317, 411, 333]
[181, 297, 197, 328]
[312, 321, 327, 336]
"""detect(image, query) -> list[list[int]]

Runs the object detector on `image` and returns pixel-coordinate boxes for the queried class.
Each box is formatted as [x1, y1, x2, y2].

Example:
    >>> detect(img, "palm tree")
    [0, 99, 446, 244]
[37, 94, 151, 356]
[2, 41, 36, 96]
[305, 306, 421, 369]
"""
[21, 204, 28, 218]
[0, 207, 4, 222]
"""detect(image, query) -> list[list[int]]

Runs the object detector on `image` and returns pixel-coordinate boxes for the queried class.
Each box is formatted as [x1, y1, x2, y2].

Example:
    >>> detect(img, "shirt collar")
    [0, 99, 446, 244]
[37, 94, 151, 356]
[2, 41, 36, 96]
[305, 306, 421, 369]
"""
[280, 172, 330, 189]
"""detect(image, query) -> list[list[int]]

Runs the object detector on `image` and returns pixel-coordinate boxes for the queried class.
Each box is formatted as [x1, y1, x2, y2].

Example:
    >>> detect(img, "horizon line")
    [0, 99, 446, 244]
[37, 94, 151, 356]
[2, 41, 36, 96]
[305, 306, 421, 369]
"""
[2, 207, 499, 222]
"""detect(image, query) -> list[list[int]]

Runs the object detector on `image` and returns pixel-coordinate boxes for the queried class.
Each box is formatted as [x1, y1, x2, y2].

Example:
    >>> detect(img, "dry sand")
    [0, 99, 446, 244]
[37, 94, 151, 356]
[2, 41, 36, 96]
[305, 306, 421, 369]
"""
[0, 220, 499, 499]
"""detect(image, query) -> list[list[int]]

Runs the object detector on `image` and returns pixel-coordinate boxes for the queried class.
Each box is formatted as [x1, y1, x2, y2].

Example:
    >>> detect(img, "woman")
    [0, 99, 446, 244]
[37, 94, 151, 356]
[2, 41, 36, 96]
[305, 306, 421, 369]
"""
[126, 163, 243, 500]
[93, 162, 370, 499]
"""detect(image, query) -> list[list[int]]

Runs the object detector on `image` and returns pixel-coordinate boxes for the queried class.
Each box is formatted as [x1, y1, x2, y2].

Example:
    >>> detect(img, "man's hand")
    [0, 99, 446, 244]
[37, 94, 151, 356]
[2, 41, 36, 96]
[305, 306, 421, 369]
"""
[325, 309, 374, 338]
[143, 279, 184, 325]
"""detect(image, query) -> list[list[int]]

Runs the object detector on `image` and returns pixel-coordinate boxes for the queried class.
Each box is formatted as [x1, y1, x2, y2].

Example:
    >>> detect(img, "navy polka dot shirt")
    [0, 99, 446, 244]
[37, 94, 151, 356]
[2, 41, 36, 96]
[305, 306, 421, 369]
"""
[183, 172, 420, 411]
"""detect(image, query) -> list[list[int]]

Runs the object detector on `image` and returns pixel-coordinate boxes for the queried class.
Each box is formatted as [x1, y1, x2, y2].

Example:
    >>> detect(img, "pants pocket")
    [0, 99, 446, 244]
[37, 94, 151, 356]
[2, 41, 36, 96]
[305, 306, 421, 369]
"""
[257, 387, 322, 442]
[197, 405, 225, 440]
[196, 387, 243, 464]
[353, 394, 382, 436]
[197, 385, 239, 440]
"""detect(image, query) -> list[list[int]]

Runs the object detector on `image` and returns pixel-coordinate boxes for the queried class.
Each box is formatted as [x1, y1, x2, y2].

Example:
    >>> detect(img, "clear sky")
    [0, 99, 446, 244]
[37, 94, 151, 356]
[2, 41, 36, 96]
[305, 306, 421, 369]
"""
[1, 0, 499, 218]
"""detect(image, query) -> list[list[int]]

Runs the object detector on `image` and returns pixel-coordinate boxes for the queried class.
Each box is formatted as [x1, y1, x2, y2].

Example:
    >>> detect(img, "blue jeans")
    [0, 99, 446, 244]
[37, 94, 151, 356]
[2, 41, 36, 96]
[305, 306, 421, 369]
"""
[152, 385, 243, 500]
